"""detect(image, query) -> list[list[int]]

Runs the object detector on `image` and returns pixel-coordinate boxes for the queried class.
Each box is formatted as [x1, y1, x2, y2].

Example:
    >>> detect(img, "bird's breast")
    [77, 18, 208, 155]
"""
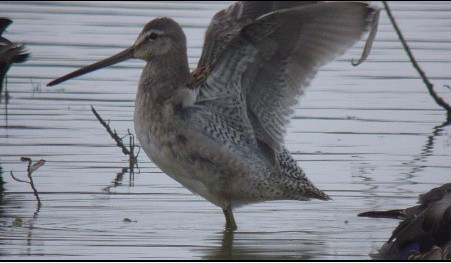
[133, 94, 228, 207]
[133, 90, 271, 208]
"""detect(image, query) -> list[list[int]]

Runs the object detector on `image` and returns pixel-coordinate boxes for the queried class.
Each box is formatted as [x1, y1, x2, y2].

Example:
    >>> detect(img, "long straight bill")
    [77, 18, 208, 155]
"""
[47, 46, 134, 87]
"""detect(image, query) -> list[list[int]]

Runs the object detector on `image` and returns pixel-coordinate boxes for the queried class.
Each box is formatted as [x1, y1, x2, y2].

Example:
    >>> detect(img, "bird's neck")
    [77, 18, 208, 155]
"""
[137, 51, 193, 103]
[134, 50, 195, 151]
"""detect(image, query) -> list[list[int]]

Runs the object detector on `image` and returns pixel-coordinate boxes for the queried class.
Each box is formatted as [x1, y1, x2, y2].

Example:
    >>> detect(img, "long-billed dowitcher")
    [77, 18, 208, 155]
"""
[359, 183, 451, 260]
[0, 18, 29, 93]
[48, 2, 376, 230]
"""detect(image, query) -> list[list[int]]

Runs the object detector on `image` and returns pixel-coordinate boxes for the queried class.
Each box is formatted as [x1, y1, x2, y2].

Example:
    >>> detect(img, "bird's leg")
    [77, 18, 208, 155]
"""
[223, 205, 237, 231]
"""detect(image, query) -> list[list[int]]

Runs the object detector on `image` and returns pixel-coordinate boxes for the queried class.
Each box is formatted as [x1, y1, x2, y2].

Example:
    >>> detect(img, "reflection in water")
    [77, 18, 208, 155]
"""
[217, 229, 234, 258]
[202, 229, 318, 260]
[1, 1, 450, 259]
[0, 194, 35, 257]
[355, 121, 451, 259]
[26, 205, 40, 256]
[0, 166, 3, 200]
[103, 166, 135, 193]
[402, 120, 450, 180]
[354, 120, 451, 192]
[0, 85, 8, 127]
[0, 164, 41, 256]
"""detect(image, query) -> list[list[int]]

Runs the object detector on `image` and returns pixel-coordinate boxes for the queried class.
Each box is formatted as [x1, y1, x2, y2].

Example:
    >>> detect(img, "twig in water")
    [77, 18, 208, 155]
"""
[126, 129, 139, 179]
[383, 1, 451, 121]
[91, 106, 139, 169]
[10, 157, 44, 207]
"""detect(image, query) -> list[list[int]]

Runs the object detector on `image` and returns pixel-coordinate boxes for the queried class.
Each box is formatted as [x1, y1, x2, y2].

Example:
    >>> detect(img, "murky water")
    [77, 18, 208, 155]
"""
[1, 1, 450, 260]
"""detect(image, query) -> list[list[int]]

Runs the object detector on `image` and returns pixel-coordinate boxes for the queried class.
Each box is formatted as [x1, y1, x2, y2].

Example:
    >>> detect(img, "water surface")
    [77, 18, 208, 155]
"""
[0, 1, 450, 260]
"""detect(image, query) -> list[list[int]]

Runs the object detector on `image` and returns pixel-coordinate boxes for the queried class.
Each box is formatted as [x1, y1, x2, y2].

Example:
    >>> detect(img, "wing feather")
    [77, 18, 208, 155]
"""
[195, 2, 376, 152]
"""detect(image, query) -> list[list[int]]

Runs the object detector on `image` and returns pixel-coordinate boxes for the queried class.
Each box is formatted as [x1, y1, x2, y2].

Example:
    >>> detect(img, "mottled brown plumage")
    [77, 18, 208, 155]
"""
[0, 18, 29, 92]
[359, 183, 451, 260]
[48, 2, 376, 230]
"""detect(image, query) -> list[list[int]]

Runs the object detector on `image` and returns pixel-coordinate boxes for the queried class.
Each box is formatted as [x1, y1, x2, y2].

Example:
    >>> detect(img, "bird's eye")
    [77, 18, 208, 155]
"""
[148, 33, 159, 41]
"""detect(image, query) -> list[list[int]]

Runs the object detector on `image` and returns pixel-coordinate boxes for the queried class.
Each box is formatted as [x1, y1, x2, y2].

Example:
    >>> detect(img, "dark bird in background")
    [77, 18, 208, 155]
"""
[0, 18, 29, 93]
[359, 183, 451, 260]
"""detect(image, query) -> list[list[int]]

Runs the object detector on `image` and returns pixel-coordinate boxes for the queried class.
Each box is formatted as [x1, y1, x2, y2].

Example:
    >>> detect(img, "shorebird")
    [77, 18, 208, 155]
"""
[0, 18, 29, 93]
[48, 2, 376, 230]
[359, 183, 451, 260]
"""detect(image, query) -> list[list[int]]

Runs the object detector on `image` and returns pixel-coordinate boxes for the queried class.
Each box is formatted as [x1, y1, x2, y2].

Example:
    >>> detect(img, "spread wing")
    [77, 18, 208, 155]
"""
[195, 1, 319, 74]
[195, 2, 375, 152]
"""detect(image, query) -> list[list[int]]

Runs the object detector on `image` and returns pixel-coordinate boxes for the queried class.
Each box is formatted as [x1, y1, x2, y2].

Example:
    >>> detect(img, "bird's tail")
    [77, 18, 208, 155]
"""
[276, 148, 331, 201]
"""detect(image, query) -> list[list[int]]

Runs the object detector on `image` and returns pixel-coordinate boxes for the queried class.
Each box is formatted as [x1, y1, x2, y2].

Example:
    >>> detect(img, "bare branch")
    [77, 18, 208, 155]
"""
[91, 106, 131, 156]
[91, 106, 138, 171]
[10, 171, 29, 183]
[10, 157, 43, 207]
[383, 1, 451, 121]
[27, 160, 43, 207]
